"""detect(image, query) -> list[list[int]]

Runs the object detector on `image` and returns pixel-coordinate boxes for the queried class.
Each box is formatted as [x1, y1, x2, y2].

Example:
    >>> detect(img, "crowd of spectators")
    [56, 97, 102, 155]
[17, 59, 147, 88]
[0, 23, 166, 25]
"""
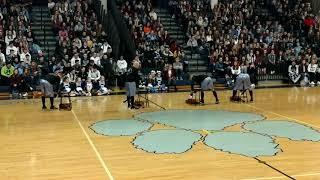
[120, 0, 187, 88]
[169, 0, 320, 86]
[3, 0, 320, 98]
[47, 0, 122, 96]
[0, 0, 45, 97]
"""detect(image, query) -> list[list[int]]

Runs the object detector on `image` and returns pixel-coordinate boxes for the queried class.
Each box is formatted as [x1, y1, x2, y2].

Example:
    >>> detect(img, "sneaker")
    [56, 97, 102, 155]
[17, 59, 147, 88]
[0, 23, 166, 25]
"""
[22, 93, 28, 97]
[50, 106, 58, 110]
[42, 106, 47, 110]
[317, 81, 320, 86]
[215, 100, 220, 104]
[310, 82, 315, 86]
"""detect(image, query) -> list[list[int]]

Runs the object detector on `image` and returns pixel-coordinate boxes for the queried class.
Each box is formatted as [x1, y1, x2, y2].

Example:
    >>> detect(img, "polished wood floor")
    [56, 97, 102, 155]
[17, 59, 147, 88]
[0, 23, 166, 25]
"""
[1, 87, 320, 180]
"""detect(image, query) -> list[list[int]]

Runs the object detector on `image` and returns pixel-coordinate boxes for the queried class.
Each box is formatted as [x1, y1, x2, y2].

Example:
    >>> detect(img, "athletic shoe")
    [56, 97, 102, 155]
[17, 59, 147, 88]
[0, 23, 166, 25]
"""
[215, 101, 220, 104]
[42, 106, 47, 110]
[50, 106, 58, 110]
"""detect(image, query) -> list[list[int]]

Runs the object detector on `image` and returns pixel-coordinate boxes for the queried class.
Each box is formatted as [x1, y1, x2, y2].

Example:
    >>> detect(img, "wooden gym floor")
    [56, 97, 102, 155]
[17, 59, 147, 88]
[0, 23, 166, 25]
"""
[0, 87, 320, 180]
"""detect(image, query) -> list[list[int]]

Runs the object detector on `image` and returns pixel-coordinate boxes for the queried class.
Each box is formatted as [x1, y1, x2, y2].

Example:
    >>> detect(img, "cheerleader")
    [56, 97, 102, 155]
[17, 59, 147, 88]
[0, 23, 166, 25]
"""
[191, 75, 219, 104]
[308, 59, 318, 85]
[288, 61, 301, 84]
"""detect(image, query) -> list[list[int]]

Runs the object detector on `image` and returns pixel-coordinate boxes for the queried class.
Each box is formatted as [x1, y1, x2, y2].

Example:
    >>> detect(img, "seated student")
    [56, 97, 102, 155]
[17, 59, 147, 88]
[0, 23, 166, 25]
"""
[10, 69, 24, 97]
[97, 76, 110, 95]
[299, 59, 309, 86]
[308, 59, 318, 85]
[1, 62, 14, 85]
[75, 77, 85, 96]
[88, 66, 101, 90]
[60, 76, 71, 94]
[86, 77, 93, 96]
[288, 61, 301, 84]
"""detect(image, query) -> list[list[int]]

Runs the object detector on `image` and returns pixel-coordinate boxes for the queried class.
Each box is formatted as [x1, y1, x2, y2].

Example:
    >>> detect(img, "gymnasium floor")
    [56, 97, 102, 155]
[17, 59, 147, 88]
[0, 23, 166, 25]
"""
[0, 87, 320, 180]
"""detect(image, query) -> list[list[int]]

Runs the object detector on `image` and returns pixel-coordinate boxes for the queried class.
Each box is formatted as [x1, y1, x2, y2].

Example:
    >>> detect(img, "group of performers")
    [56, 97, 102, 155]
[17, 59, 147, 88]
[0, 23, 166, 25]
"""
[39, 56, 254, 110]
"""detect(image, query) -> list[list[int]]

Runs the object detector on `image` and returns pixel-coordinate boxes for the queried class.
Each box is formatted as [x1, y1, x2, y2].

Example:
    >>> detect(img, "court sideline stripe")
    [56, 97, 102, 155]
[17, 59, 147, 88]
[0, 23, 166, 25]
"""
[254, 157, 295, 180]
[246, 104, 320, 129]
[71, 110, 114, 180]
[242, 172, 320, 180]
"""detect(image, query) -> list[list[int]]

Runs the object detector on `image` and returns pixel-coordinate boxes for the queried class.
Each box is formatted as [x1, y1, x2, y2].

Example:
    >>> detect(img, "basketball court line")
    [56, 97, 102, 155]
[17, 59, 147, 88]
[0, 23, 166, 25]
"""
[245, 103, 320, 180]
[71, 110, 114, 180]
[242, 172, 320, 180]
[246, 104, 320, 129]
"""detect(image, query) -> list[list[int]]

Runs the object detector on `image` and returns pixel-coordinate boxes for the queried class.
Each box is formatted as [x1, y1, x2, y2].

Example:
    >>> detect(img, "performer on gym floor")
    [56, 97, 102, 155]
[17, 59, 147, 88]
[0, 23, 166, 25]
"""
[230, 72, 254, 102]
[40, 70, 61, 110]
[191, 75, 219, 104]
[125, 59, 141, 109]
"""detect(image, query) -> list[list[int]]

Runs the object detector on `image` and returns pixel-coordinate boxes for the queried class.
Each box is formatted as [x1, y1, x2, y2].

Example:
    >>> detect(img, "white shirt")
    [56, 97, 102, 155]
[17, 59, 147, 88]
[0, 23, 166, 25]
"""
[231, 66, 241, 75]
[0, 52, 5, 64]
[149, 11, 157, 21]
[90, 56, 101, 66]
[48, 2, 55, 9]
[71, 56, 81, 67]
[308, 64, 318, 73]
[116, 59, 127, 74]
[102, 43, 112, 54]
[20, 52, 31, 62]
[6, 46, 18, 56]
[88, 70, 101, 81]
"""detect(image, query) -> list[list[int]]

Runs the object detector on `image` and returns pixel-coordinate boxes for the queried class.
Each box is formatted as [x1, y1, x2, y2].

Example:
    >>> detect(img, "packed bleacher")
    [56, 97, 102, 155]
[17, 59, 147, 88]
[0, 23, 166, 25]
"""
[0, 0, 44, 96]
[169, 0, 320, 85]
[1, 0, 320, 98]
[119, 0, 187, 86]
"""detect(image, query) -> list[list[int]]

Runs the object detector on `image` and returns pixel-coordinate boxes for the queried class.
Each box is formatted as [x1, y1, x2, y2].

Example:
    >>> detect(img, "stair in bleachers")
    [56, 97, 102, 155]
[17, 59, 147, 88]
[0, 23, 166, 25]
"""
[31, 6, 56, 58]
[155, 9, 208, 77]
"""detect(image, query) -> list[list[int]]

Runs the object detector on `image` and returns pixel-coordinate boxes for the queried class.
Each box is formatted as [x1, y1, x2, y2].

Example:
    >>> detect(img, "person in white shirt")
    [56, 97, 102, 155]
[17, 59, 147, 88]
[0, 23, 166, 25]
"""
[5, 31, 16, 45]
[231, 61, 241, 78]
[288, 61, 301, 84]
[0, 52, 6, 65]
[149, 9, 157, 21]
[88, 66, 101, 90]
[90, 53, 101, 66]
[6, 43, 18, 56]
[116, 56, 128, 75]
[101, 41, 112, 54]
[48, 0, 56, 10]
[20, 49, 31, 63]
[70, 53, 81, 67]
[308, 59, 318, 85]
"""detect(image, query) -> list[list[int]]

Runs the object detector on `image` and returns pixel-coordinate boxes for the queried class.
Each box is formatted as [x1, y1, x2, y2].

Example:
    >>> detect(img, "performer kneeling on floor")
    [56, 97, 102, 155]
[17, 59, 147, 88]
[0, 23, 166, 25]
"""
[191, 75, 219, 104]
[231, 73, 254, 102]
[40, 70, 61, 110]
[125, 63, 141, 109]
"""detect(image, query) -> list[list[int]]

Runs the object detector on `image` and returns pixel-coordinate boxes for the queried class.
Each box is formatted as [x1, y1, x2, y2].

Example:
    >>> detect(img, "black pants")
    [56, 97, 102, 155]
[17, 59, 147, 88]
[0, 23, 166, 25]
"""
[309, 72, 316, 82]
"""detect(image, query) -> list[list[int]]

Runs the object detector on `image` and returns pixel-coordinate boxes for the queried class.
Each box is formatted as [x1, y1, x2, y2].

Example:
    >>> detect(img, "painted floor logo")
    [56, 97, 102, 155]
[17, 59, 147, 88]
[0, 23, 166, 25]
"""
[90, 110, 320, 157]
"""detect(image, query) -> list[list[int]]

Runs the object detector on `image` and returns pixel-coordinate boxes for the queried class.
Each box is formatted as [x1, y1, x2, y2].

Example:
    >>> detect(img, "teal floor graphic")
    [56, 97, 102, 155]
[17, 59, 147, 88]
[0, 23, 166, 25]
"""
[90, 110, 320, 157]
[136, 110, 264, 131]
[132, 129, 202, 154]
[243, 120, 320, 141]
[204, 132, 280, 157]
[90, 119, 153, 136]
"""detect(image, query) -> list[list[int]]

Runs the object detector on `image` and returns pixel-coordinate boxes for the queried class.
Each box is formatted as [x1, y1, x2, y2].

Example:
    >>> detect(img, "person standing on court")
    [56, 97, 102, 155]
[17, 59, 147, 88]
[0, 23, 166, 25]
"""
[125, 57, 141, 109]
[191, 75, 219, 104]
[39, 69, 61, 110]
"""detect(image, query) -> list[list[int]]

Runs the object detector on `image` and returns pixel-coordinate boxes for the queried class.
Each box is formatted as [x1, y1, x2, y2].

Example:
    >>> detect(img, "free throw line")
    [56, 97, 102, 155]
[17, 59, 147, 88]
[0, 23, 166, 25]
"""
[71, 110, 114, 180]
